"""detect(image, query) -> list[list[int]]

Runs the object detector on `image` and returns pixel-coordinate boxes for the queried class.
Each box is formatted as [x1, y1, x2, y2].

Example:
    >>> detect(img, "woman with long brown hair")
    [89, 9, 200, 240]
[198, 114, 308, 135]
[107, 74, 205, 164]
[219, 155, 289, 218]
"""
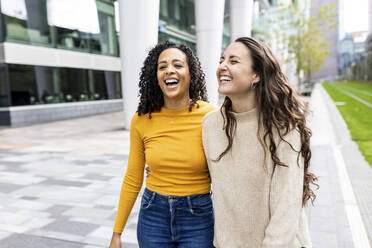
[202, 37, 317, 248]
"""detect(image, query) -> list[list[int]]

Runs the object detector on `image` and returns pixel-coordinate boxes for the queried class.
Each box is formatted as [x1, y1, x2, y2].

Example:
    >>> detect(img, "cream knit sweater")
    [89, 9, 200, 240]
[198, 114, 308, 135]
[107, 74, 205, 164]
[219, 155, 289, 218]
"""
[202, 108, 312, 248]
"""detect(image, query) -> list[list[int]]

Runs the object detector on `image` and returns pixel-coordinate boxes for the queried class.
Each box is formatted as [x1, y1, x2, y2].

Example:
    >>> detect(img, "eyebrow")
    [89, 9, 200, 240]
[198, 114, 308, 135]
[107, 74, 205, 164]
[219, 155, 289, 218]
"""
[220, 55, 241, 60]
[158, 59, 184, 64]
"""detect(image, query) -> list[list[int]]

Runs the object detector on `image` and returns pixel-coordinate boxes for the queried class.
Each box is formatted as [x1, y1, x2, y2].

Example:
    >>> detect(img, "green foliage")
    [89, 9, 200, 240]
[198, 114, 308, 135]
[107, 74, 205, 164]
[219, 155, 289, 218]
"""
[323, 82, 372, 167]
[270, 2, 337, 87]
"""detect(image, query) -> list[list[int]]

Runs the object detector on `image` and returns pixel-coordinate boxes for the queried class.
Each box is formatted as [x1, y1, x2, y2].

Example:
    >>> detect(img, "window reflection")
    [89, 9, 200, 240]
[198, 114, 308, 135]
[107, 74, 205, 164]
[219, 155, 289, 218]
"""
[1, 0, 118, 56]
[9, 64, 38, 106]
[158, 32, 196, 52]
[1, 0, 51, 45]
[0, 64, 10, 107]
[46, 0, 100, 34]
[159, 0, 195, 34]
[7, 64, 121, 106]
[158, 0, 196, 51]
[222, 0, 231, 51]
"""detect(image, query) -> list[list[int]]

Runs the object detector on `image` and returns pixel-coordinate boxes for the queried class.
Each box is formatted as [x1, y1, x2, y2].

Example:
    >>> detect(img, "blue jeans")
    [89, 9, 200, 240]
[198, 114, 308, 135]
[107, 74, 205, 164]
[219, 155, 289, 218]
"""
[137, 188, 215, 248]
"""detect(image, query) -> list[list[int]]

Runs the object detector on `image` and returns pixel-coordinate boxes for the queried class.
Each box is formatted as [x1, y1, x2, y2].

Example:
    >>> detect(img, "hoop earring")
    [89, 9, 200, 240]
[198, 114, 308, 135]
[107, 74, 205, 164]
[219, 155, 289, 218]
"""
[251, 82, 258, 89]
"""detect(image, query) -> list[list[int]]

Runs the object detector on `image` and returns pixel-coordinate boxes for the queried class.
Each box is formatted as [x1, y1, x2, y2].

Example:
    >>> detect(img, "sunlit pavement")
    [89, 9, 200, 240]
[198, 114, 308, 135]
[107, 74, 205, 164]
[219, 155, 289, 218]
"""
[0, 86, 371, 247]
[0, 113, 139, 248]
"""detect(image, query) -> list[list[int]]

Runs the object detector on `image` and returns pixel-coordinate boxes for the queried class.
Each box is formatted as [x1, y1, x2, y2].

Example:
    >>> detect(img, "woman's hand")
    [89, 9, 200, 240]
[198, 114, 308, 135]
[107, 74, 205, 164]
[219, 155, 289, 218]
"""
[109, 232, 122, 248]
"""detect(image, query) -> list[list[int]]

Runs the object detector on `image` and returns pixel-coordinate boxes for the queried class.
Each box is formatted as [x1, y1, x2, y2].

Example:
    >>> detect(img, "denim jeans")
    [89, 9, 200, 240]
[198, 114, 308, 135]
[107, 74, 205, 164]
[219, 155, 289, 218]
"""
[137, 188, 215, 248]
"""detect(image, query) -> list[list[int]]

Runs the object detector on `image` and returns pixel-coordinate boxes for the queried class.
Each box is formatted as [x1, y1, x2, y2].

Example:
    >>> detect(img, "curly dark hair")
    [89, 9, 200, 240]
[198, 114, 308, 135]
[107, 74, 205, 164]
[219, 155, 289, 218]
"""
[137, 41, 208, 117]
[216, 37, 318, 207]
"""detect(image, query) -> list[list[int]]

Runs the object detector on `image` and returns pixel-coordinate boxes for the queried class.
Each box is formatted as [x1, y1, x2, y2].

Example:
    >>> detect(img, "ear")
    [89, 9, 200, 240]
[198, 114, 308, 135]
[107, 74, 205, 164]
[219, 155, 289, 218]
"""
[252, 74, 260, 84]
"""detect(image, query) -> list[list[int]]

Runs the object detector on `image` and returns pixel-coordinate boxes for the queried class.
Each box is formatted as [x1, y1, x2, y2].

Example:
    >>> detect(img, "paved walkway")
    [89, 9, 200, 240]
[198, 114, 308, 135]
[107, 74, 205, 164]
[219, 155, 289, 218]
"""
[307, 85, 370, 247]
[0, 85, 371, 247]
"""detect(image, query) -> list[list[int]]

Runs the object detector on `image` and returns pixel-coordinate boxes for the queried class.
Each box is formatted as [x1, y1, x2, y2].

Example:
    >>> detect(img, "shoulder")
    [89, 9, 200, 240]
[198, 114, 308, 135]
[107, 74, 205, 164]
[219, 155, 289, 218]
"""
[202, 108, 223, 126]
[131, 112, 145, 122]
[196, 101, 217, 114]
[278, 127, 301, 151]
[130, 112, 149, 128]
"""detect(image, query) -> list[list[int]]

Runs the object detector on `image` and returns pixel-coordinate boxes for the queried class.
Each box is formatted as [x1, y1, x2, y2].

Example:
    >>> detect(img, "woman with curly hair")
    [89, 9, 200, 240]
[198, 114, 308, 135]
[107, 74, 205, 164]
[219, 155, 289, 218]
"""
[109, 41, 216, 248]
[202, 37, 317, 248]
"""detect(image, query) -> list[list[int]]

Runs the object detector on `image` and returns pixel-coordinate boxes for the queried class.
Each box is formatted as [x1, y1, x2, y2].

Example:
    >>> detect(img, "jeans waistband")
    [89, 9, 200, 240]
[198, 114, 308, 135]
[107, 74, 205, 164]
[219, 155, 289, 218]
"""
[144, 188, 210, 201]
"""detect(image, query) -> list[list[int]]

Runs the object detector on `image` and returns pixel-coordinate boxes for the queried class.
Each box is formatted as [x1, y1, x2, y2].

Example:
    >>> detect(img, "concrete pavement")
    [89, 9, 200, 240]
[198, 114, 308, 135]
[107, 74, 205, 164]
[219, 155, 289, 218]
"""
[0, 85, 371, 247]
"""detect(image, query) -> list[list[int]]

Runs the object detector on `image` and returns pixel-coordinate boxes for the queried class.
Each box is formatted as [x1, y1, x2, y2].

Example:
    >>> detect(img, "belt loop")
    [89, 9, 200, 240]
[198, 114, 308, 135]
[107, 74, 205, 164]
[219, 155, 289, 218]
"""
[151, 191, 156, 202]
[187, 196, 192, 209]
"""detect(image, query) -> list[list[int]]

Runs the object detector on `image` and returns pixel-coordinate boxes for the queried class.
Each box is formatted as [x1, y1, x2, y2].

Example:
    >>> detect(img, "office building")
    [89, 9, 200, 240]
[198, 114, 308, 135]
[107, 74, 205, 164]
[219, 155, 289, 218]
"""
[0, 0, 268, 127]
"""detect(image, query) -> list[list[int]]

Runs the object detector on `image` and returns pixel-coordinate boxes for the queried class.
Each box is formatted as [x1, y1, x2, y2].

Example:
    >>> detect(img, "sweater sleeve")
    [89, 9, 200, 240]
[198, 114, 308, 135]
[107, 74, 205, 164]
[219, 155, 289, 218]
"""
[201, 117, 209, 168]
[262, 130, 304, 248]
[113, 114, 145, 233]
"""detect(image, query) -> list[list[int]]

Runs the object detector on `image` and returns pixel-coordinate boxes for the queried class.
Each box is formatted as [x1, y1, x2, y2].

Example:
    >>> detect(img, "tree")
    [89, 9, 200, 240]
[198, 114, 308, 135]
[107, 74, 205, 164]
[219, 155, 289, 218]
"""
[270, 2, 337, 88]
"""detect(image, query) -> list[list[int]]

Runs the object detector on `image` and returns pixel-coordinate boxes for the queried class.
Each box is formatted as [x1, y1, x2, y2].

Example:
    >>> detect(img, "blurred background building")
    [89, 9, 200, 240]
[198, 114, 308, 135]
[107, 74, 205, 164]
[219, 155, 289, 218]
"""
[0, 0, 335, 127]
[340, 0, 371, 82]
[0, 0, 259, 127]
[0, 0, 122, 126]
[339, 31, 369, 78]
[310, 0, 339, 82]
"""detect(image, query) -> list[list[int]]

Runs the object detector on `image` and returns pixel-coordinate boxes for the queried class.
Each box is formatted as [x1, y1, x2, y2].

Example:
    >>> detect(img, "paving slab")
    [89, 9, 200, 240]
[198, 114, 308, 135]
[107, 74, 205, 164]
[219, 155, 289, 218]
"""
[0, 94, 370, 248]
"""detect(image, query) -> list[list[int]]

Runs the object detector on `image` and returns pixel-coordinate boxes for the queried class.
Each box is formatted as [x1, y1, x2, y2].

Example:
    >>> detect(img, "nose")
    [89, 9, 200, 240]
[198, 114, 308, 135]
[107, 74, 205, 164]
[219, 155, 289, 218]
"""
[218, 62, 227, 71]
[166, 65, 175, 75]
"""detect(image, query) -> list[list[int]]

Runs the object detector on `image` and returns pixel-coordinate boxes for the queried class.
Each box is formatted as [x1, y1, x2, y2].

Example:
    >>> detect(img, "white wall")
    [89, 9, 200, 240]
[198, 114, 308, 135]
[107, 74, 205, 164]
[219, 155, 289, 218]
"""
[1, 42, 121, 71]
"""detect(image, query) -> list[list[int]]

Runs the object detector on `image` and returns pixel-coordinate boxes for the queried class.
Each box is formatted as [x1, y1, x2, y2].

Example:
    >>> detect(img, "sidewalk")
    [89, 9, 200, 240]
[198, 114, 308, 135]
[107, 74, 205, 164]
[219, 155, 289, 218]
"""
[0, 85, 371, 247]
[307, 84, 371, 247]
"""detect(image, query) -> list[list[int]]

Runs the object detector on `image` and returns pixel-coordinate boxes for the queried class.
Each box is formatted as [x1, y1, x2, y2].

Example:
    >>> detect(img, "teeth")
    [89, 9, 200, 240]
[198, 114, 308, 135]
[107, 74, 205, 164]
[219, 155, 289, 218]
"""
[165, 79, 178, 84]
[220, 76, 231, 81]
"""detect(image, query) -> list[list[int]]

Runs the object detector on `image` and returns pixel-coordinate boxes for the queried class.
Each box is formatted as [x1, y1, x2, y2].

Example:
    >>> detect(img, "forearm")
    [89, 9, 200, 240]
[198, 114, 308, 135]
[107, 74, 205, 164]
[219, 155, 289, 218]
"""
[113, 175, 143, 233]
[109, 232, 122, 248]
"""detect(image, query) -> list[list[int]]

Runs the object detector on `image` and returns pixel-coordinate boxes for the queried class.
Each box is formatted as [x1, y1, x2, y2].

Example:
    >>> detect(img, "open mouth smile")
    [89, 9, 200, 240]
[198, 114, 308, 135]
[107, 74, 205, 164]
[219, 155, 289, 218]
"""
[165, 79, 179, 88]
[219, 75, 232, 83]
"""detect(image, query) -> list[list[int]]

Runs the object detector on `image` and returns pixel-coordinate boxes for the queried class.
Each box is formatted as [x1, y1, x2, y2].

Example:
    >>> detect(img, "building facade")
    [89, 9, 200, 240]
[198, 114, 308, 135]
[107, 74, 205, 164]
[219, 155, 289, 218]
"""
[0, 0, 122, 126]
[0, 0, 266, 127]
[310, 0, 339, 82]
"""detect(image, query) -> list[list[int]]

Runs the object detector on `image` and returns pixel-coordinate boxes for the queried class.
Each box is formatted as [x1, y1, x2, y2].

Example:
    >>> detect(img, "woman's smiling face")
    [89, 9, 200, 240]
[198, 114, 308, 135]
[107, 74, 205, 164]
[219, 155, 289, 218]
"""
[157, 48, 191, 103]
[216, 42, 259, 98]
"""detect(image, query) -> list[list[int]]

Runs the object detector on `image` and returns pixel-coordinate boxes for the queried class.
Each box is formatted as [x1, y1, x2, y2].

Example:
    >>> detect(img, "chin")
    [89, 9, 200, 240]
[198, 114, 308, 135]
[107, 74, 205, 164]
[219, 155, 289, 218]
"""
[218, 86, 231, 95]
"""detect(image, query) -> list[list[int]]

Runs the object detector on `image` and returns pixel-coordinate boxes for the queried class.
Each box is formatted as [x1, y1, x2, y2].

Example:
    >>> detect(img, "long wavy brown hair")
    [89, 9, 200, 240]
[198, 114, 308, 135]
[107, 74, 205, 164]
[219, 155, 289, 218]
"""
[137, 41, 208, 118]
[216, 37, 318, 206]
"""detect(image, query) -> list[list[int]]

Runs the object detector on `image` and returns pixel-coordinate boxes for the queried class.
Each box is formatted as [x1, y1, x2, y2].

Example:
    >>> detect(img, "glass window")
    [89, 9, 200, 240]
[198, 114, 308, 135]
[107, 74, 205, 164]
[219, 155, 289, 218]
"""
[59, 67, 121, 102]
[222, 0, 231, 51]
[159, 0, 168, 19]
[92, 70, 121, 100]
[159, 0, 195, 35]
[7, 64, 122, 106]
[96, 7, 118, 56]
[60, 67, 89, 102]
[158, 32, 196, 52]
[0, 1, 4, 42]
[1, 0, 119, 56]
[2, 0, 51, 46]
[8, 64, 38, 106]
[0, 64, 10, 107]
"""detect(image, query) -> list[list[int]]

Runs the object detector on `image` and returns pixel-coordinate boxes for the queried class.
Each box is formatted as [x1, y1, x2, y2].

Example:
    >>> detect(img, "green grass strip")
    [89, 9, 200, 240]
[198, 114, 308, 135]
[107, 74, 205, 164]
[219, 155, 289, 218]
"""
[323, 82, 372, 167]
[334, 82, 372, 105]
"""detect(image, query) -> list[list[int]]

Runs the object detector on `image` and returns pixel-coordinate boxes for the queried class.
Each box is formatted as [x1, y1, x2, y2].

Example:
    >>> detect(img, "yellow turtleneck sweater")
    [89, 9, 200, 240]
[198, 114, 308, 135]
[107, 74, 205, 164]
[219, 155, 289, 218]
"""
[113, 101, 216, 233]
